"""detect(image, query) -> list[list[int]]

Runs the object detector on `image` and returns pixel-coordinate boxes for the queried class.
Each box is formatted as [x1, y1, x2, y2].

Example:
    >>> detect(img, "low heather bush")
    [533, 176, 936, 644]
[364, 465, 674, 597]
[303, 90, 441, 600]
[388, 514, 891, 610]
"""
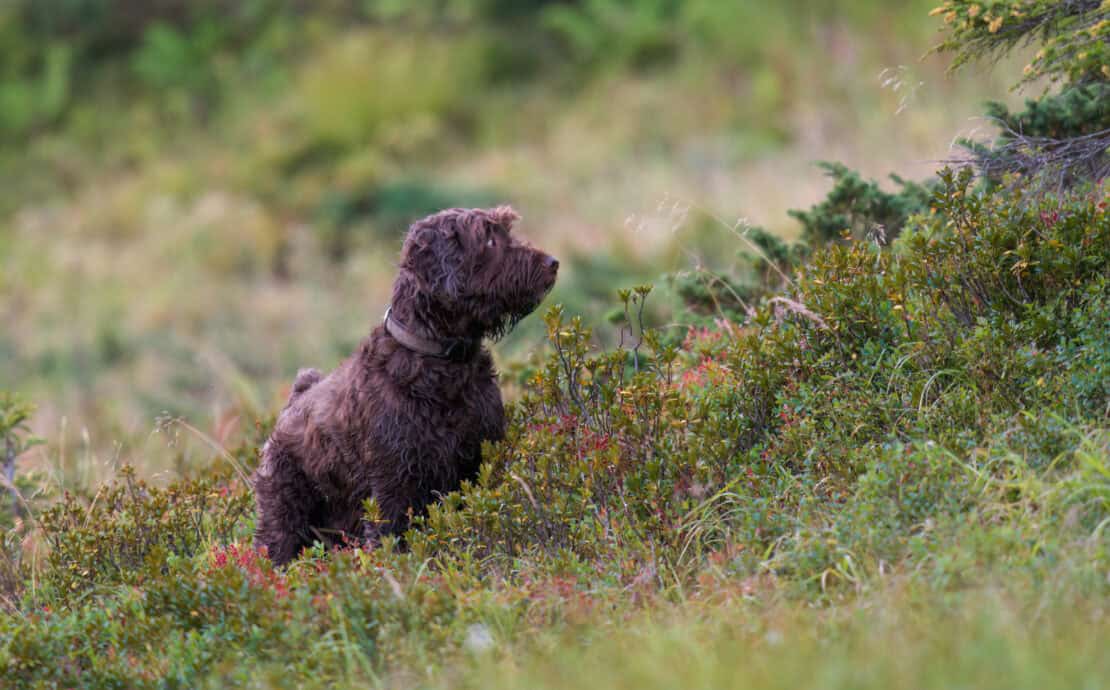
[1, 170, 1106, 687]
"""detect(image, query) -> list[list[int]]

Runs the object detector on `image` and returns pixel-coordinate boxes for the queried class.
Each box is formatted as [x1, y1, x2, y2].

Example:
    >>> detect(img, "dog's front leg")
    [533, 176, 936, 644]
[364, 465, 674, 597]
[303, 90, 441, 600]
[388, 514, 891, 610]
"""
[359, 484, 422, 550]
[254, 443, 326, 566]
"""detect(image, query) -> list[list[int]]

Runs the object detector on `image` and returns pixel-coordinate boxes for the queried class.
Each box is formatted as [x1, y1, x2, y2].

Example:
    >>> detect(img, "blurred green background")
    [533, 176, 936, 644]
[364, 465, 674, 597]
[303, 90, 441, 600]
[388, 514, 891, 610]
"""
[0, 0, 1021, 479]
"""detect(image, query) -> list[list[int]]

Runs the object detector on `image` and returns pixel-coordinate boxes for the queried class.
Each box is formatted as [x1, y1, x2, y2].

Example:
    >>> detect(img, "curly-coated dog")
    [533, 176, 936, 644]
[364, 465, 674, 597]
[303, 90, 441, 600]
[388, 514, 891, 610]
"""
[253, 206, 558, 565]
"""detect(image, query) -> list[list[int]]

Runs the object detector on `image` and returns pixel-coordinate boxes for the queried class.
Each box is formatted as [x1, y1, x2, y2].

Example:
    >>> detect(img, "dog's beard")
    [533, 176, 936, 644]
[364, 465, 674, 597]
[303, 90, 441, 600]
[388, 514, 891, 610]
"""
[484, 284, 552, 342]
[485, 309, 528, 342]
[477, 259, 556, 342]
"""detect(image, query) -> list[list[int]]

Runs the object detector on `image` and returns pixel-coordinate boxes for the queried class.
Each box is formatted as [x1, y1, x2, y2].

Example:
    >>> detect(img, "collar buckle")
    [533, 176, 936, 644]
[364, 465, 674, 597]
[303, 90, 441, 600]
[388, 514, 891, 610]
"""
[441, 338, 477, 362]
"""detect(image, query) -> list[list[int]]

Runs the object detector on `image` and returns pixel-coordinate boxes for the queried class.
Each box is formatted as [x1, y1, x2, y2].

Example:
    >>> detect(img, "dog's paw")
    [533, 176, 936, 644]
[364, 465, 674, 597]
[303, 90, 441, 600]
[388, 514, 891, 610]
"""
[360, 521, 379, 547]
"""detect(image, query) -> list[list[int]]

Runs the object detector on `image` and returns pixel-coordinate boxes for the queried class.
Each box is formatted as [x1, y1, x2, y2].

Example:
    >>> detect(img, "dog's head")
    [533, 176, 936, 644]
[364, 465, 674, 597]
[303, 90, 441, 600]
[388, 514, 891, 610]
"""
[392, 206, 558, 340]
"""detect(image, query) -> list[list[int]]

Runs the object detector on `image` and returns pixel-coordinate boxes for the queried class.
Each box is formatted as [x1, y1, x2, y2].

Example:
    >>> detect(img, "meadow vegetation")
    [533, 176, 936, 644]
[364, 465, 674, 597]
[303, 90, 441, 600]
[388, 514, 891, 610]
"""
[0, 0, 1015, 466]
[1, 1, 1108, 688]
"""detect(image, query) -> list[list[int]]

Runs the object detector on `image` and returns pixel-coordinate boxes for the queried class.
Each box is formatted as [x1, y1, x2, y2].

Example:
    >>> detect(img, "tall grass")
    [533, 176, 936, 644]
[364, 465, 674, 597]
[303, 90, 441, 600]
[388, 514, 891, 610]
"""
[449, 587, 1109, 690]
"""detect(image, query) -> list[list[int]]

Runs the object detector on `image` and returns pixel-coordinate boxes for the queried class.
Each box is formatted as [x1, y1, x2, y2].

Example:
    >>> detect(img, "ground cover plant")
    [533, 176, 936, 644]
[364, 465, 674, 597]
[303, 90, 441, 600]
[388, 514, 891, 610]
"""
[0, 1, 1108, 688]
[2, 162, 1106, 688]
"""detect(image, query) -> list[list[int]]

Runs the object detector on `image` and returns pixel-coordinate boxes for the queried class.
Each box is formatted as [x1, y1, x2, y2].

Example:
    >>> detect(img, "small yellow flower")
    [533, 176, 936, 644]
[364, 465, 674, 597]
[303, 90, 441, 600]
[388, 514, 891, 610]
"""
[968, 4, 981, 17]
[988, 16, 1004, 33]
[1102, 65, 1110, 79]
[945, 10, 957, 23]
[928, 5, 948, 17]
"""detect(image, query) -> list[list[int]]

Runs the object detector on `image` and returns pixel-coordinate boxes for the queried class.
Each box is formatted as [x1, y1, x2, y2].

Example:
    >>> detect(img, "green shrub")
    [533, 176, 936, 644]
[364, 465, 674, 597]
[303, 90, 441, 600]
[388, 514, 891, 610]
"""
[668, 224, 799, 327]
[0, 392, 41, 611]
[788, 162, 933, 248]
[542, 0, 683, 71]
[36, 466, 251, 599]
[296, 29, 489, 152]
[930, 0, 1109, 86]
[0, 27, 73, 136]
[130, 20, 227, 115]
[0, 0, 297, 135]
[414, 171, 1109, 576]
[2, 168, 1107, 686]
[1051, 284, 1110, 416]
[933, 0, 1110, 189]
[0, 393, 41, 525]
[962, 83, 1110, 189]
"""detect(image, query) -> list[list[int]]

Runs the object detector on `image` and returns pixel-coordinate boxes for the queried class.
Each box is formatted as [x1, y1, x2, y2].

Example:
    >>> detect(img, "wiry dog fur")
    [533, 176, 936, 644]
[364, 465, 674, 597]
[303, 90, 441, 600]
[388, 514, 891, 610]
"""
[253, 206, 558, 565]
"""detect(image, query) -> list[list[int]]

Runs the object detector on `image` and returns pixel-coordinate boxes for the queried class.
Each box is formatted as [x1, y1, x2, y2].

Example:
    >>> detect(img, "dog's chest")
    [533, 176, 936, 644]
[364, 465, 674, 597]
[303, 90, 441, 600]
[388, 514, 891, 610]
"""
[378, 378, 501, 455]
[349, 365, 502, 481]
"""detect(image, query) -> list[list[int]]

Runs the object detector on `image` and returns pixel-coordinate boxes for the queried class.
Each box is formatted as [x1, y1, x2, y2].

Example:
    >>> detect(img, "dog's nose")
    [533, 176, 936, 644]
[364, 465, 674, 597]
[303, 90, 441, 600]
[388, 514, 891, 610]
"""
[545, 255, 559, 272]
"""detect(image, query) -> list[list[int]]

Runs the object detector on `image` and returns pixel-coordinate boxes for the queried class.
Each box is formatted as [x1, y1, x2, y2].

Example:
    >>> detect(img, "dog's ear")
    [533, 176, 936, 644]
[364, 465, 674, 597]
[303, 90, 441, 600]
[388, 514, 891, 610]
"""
[402, 222, 449, 262]
[401, 214, 467, 298]
[487, 205, 520, 233]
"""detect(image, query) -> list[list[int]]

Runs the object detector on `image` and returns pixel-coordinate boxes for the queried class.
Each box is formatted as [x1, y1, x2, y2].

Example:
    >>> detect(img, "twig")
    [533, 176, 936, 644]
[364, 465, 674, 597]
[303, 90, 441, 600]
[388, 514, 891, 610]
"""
[3, 439, 22, 520]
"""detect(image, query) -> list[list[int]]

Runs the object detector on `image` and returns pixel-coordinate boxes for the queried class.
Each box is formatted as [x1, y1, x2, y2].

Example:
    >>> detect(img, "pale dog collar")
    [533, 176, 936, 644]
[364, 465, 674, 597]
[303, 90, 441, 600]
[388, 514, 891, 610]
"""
[383, 306, 480, 362]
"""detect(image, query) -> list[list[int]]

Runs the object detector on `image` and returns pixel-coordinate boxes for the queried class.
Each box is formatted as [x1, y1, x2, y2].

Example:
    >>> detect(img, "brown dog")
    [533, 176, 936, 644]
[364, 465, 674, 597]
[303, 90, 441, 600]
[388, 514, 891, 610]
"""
[253, 206, 558, 565]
